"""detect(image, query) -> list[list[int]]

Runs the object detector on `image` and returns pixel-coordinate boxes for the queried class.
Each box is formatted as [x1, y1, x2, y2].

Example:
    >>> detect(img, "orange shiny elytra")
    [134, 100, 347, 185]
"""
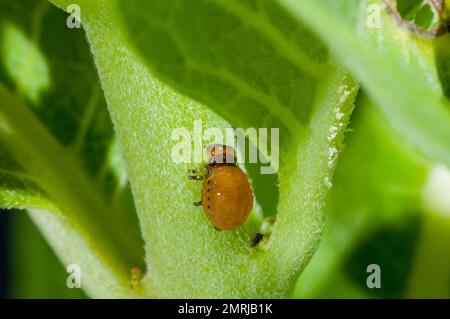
[188, 144, 254, 231]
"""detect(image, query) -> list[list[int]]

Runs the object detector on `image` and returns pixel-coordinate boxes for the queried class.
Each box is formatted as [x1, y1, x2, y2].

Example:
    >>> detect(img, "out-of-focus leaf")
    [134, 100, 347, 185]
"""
[384, 0, 450, 37]
[295, 95, 429, 298]
[435, 34, 450, 99]
[9, 212, 86, 298]
[277, 0, 450, 167]
[0, 0, 144, 297]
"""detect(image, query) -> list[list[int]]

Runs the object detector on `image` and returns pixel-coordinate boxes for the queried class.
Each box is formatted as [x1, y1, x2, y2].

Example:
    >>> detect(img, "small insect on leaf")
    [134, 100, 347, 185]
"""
[188, 144, 254, 231]
[385, 0, 450, 37]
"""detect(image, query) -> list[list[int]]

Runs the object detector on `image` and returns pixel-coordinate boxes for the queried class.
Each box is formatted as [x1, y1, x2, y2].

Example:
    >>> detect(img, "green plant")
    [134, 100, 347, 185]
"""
[0, 0, 449, 298]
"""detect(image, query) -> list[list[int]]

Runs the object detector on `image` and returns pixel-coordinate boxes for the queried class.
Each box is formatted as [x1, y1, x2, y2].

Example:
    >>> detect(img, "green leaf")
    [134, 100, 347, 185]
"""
[274, 0, 450, 299]
[295, 95, 450, 298]
[48, 0, 357, 297]
[0, 0, 143, 297]
[116, 0, 329, 134]
[277, 0, 450, 167]
[295, 95, 427, 298]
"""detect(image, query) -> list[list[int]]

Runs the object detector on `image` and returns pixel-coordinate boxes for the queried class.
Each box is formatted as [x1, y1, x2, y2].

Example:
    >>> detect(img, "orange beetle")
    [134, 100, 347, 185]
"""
[188, 144, 254, 231]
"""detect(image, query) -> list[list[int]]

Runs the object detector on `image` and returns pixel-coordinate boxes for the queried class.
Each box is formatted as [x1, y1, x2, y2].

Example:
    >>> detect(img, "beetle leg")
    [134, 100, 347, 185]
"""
[187, 167, 207, 174]
[193, 200, 202, 207]
[188, 175, 203, 181]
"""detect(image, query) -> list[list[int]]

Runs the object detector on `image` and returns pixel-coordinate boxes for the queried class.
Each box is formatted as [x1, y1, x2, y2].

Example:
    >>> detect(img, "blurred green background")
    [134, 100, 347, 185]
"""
[0, 212, 85, 298]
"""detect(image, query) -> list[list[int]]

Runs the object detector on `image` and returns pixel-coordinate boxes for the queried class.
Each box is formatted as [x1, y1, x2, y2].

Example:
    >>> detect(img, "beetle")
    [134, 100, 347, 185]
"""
[188, 144, 254, 231]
